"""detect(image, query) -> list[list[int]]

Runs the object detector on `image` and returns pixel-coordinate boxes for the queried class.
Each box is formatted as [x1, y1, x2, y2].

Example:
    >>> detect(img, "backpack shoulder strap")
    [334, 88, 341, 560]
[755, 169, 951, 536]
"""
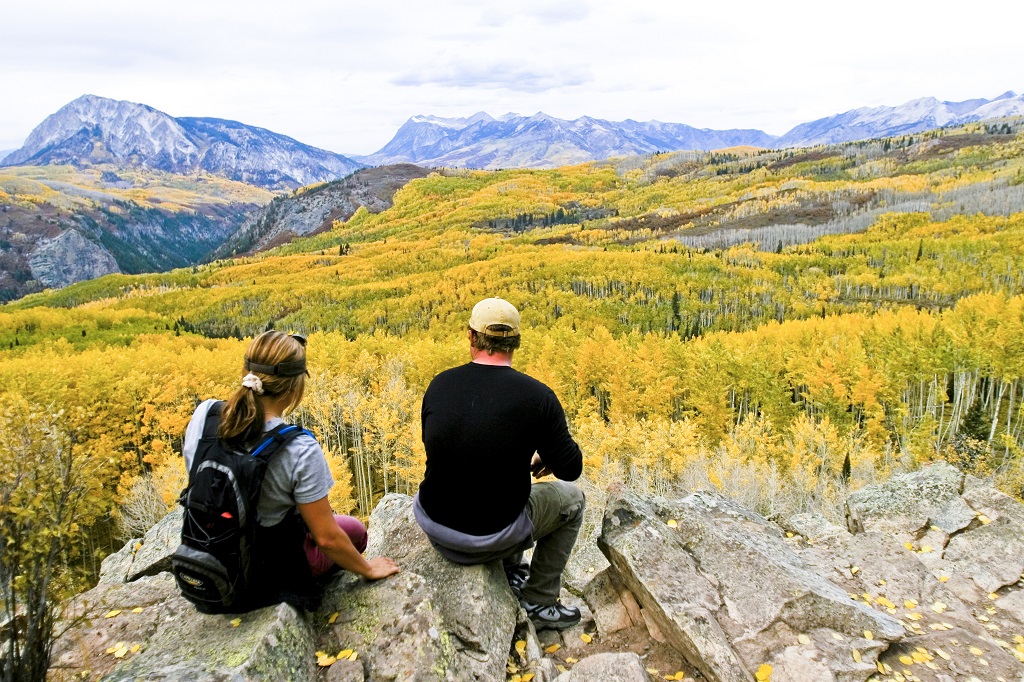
[247, 423, 311, 463]
[201, 401, 226, 440]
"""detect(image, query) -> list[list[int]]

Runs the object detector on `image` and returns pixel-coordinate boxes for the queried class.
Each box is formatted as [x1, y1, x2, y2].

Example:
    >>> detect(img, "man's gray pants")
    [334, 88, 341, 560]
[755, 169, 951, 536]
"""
[504, 481, 585, 605]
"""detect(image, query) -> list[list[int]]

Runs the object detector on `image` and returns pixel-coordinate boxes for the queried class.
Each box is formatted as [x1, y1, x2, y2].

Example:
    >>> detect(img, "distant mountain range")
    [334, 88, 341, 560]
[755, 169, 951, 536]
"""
[358, 91, 1024, 169]
[354, 113, 775, 168]
[0, 95, 363, 189]
[4, 92, 1022, 179]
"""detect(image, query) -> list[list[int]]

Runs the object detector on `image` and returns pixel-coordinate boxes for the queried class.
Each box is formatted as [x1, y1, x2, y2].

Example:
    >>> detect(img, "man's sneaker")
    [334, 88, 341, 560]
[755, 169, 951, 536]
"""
[504, 564, 529, 597]
[520, 599, 581, 631]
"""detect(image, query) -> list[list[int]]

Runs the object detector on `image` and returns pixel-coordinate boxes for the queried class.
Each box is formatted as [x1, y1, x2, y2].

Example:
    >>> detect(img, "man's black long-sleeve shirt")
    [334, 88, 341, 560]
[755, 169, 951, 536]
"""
[418, 362, 582, 536]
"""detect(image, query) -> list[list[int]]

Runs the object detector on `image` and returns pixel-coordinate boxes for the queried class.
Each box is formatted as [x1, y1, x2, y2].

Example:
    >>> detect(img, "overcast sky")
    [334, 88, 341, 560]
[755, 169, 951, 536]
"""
[2, 0, 1022, 155]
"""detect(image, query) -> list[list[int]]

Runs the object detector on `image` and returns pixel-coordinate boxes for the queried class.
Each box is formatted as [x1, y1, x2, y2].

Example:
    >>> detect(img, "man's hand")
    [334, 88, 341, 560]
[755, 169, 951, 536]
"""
[363, 556, 400, 580]
[531, 454, 552, 479]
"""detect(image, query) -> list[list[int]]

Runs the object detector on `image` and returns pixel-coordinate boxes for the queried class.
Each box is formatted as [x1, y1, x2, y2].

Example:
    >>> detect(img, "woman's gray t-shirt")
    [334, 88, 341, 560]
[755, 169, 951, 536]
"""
[182, 399, 334, 526]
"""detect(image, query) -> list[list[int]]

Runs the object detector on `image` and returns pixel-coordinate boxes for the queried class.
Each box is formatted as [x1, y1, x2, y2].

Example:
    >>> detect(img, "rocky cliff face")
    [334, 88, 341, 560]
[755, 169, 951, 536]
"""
[50, 464, 1024, 681]
[28, 229, 120, 288]
[215, 164, 431, 257]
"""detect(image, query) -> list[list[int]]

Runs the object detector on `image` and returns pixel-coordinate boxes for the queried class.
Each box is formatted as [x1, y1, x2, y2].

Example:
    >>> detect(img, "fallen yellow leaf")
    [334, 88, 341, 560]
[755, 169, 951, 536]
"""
[580, 633, 592, 643]
[797, 634, 811, 645]
[130, 644, 140, 653]
[317, 656, 336, 667]
[864, 630, 873, 640]
[989, 592, 999, 600]
[131, 607, 143, 614]
[755, 663, 772, 681]
[337, 649, 353, 659]
[931, 601, 947, 613]
[230, 618, 241, 627]
[851, 566, 860, 575]
[978, 514, 991, 524]
[545, 644, 561, 654]
[113, 646, 128, 659]
[899, 655, 914, 665]
[904, 599, 917, 609]
[328, 611, 339, 624]
[904, 542, 915, 551]
[852, 649, 862, 663]
[515, 640, 527, 654]
[103, 610, 121, 619]
[349, 652, 358, 661]
[832, 632, 844, 641]
[666, 519, 678, 528]
[521, 675, 535, 682]
[969, 646, 984, 656]
[934, 648, 950, 660]
[938, 575, 949, 582]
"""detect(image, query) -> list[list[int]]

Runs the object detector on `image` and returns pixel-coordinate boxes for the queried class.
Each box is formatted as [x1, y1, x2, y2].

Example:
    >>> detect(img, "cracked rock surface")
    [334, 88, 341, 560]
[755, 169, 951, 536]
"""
[49, 464, 1024, 682]
[599, 491, 902, 682]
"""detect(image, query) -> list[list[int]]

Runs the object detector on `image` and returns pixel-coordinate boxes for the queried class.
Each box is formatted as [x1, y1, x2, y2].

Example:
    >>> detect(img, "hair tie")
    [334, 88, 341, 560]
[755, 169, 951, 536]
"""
[241, 373, 264, 395]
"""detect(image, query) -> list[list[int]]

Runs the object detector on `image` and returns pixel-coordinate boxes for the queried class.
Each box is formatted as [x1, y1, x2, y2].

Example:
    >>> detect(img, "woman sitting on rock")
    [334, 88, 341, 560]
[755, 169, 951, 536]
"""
[179, 330, 398, 611]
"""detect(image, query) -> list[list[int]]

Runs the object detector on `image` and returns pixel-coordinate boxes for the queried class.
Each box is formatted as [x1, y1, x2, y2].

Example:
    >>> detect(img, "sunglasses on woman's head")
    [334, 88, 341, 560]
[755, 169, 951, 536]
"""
[245, 331, 309, 376]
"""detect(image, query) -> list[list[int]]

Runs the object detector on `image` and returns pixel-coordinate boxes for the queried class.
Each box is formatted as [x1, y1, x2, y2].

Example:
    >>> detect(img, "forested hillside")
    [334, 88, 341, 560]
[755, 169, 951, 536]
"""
[2, 118, 1024, 593]
[0, 164, 272, 300]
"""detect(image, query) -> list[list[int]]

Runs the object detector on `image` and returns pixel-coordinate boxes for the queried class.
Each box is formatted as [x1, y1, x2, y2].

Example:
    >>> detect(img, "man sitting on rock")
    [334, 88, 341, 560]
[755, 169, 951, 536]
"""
[413, 297, 586, 630]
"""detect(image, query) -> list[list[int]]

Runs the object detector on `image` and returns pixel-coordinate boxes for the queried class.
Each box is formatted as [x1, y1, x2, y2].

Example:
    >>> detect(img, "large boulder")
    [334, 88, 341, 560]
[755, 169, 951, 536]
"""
[845, 462, 964, 537]
[315, 493, 518, 681]
[98, 508, 182, 585]
[942, 485, 1024, 595]
[846, 463, 1024, 599]
[50, 573, 316, 682]
[599, 491, 904, 682]
[54, 494, 519, 681]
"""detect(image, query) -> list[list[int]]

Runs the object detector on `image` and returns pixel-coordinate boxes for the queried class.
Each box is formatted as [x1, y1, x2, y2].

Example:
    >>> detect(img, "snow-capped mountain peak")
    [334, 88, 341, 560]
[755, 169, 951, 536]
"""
[3, 95, 362, 189]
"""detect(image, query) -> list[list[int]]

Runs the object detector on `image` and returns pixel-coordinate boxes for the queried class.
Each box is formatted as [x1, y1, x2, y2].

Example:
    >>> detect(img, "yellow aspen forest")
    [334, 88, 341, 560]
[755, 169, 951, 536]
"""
[3, 119, 1024, 597]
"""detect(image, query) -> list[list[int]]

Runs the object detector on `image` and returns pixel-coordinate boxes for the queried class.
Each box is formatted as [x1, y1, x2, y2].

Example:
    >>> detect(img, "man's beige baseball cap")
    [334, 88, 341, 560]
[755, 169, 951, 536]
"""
[469, 298, 521, 337]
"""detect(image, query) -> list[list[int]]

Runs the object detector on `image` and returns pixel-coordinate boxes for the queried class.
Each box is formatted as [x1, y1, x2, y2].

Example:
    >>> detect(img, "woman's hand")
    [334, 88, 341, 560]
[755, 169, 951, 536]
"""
[364, 556, 400, 580]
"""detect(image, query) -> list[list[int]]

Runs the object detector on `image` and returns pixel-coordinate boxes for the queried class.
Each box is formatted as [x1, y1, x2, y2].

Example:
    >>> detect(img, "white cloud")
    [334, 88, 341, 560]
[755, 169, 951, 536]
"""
[0, 0, 1022, 154]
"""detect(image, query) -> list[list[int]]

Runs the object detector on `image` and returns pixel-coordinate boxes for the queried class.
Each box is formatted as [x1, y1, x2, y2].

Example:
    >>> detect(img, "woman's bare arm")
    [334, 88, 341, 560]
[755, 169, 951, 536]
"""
[297, 497, 399, 580]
